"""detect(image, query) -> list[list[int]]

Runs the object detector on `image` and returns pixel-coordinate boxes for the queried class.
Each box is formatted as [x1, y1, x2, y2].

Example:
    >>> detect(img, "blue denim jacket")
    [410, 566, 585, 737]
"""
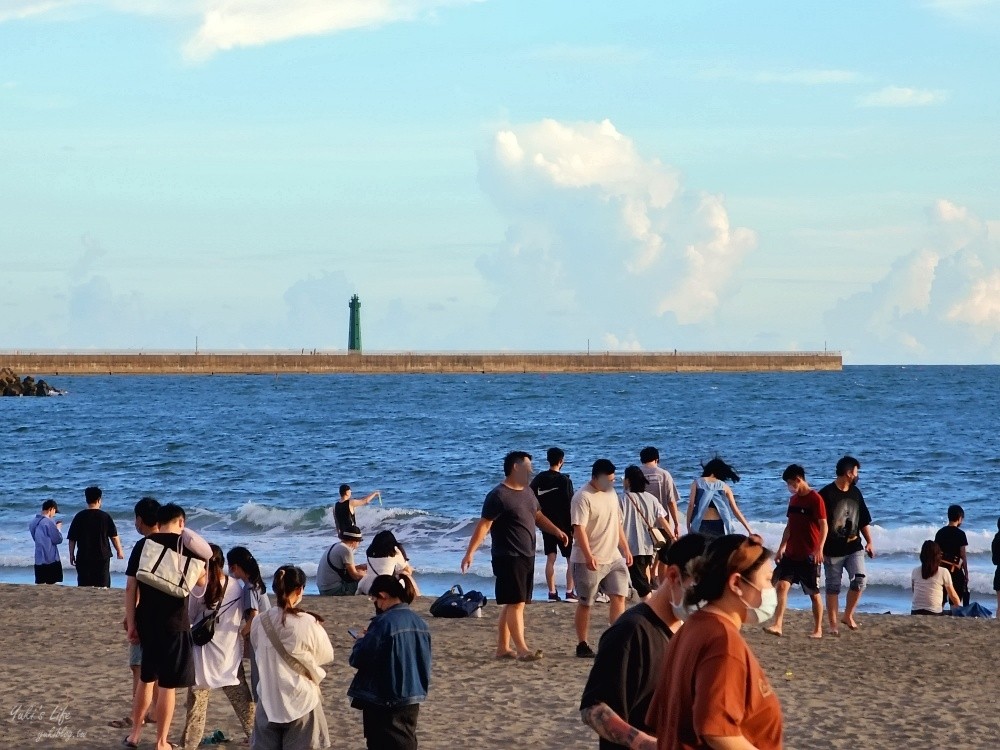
[348, 603, 432, 709]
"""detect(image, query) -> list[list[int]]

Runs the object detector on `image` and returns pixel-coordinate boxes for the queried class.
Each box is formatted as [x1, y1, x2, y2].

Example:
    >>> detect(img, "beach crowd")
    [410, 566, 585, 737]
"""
[26, 447, 1000, 749]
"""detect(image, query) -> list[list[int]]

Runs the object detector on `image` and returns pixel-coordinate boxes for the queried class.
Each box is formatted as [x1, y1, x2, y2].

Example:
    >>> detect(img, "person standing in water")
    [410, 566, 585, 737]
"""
[686, 457, 752, 541]
[334, 484, 381, 534]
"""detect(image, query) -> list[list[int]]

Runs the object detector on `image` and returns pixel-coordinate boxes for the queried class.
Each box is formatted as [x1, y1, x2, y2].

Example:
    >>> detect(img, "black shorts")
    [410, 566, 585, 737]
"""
[542, 531, 573, 558]
[627, 555, 654, 598]
[35, 561, 63, 585]
[139, 630, 195, 688]
[76, 559, 111, 587]
[492, 555, 534, 605]
[773, 557, 820, 595]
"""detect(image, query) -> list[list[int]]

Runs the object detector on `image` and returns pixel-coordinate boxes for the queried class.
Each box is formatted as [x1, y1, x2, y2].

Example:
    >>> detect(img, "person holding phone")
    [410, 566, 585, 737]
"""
[349, 574, 431, 750]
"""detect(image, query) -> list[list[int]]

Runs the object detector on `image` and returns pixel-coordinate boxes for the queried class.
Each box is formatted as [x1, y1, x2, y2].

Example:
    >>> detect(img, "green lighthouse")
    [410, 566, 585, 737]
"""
[348, 294, 362, 352]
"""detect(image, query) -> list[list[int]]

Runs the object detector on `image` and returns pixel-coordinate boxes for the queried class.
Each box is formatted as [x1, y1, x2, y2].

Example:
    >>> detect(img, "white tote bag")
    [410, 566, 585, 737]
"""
[135, 536, 206, 598]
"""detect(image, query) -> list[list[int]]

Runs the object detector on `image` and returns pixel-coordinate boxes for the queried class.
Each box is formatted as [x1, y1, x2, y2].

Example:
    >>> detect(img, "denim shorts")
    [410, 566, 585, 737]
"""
[823, 550, 867, 595]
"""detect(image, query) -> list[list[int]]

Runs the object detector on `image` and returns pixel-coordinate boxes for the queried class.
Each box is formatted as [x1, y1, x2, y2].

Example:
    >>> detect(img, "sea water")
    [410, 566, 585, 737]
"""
[2, 366, 998, 614]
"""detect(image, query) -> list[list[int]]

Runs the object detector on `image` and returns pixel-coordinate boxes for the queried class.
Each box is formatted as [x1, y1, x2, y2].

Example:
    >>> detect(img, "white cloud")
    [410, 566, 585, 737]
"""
[0, 0, 480, 60]
[525, 43, 646, 66]
[700, 67, 861, 85]
[477, 118, 756, 348]
[858, 85, 948, 108]
[825, 200, 1000, 363]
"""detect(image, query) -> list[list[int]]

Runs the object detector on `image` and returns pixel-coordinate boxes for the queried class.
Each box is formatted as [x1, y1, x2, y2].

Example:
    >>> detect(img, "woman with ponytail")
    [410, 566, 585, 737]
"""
[226, 546, 270, 702]
[647, 534, 783, 750]
[182, 544, 253, 749]
[348, 574, 431, 750]
[250, 565, 334, 750]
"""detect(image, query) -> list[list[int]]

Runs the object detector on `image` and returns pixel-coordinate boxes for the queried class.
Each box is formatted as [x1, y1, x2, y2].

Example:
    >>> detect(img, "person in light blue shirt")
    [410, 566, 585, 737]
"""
[29, 499, 63, 584]
[686, 457, 753, 541]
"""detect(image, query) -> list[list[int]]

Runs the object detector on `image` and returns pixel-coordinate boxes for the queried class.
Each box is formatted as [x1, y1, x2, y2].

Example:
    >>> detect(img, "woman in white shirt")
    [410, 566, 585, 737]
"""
[181, 544, 254, 749]
[250, 565, 334, 750]
[357, 531, 418, 597]
[912, 540, 962, 615]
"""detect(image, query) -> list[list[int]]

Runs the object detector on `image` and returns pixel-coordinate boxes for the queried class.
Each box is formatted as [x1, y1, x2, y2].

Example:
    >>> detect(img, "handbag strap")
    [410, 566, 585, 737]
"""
[206, 576, 230, 616]
[260, 611, 315, 683]
[625, 492, 657, 535]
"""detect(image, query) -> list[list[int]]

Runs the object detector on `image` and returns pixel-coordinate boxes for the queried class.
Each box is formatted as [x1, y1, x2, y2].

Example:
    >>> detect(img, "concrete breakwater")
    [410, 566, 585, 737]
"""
[1, 351, 841, 375]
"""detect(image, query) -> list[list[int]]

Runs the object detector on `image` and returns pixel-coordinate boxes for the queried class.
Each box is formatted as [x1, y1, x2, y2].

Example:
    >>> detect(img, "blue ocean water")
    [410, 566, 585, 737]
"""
[2, 366, 998, 613]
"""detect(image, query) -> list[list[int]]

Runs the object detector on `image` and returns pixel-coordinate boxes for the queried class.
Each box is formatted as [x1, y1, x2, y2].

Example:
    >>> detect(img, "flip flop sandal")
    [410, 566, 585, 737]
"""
[122, 737, 139, 749]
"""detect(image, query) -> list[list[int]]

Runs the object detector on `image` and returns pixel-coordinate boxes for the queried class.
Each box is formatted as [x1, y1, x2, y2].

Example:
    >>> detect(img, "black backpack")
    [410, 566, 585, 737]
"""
[429, 585, 487, 618]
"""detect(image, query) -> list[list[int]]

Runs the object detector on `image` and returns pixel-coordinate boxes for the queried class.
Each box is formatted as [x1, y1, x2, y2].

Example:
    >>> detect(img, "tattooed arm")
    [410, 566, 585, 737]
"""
[581, 703, 656, 750]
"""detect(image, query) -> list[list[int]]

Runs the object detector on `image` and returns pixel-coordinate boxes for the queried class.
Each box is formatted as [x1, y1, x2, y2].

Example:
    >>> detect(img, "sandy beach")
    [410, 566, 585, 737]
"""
[2, 582, 998, 749]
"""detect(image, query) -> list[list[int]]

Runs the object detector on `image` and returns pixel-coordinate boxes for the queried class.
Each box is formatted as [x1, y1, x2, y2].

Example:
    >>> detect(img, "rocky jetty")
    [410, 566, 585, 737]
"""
[0, 368, 61, 397]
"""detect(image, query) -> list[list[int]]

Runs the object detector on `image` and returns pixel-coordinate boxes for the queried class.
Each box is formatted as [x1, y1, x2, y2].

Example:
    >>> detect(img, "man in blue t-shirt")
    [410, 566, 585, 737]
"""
[461, 450, 569, 661]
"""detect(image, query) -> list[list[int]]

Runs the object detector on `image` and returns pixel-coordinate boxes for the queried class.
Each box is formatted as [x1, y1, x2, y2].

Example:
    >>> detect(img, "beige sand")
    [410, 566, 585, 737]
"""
[1, 583, 998, 749]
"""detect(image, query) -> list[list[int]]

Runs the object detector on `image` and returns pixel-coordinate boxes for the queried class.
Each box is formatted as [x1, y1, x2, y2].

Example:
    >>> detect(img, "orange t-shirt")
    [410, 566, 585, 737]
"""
[646, 608, 783, 749]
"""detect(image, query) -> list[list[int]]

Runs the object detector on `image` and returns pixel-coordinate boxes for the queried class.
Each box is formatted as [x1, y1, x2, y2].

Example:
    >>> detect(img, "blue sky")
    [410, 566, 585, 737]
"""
[2, 0, 999, 363]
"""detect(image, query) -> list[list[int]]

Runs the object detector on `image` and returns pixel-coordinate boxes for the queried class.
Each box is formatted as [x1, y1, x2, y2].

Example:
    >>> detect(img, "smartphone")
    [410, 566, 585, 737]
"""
[348, 628, 360, 640]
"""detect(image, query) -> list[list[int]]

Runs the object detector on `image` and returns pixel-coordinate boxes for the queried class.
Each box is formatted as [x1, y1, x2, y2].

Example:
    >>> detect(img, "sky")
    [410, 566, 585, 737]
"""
[2, 0, 999, 363]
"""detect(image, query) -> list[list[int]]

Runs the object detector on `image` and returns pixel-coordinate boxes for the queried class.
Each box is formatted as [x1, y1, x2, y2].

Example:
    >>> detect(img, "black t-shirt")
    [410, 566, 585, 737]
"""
[126, 532, 200, 635]
[67, 508, 118, 562]
[934, 525, 968, 564]
[579, 603, 674, 750]
[334, 500, 355, 533]
[530, 470, 574, 532]
[820, 482, 871, 557]
[481, 483, 540, 558]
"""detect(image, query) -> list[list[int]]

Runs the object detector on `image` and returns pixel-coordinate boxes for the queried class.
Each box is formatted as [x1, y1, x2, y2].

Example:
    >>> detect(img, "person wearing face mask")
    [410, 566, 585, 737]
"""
[349, 574, 431, 750]
[647, 534, 783, 750]
[579, 534, 706, 750]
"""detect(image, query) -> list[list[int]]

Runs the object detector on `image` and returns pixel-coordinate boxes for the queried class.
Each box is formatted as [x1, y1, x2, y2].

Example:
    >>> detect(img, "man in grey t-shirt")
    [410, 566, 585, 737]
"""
[317, 527, 367, 595]
[462, 450, 569, 661]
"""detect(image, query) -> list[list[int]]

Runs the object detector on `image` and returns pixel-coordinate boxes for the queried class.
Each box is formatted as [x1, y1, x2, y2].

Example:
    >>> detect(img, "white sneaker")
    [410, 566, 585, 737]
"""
[595, 592, 611, 604]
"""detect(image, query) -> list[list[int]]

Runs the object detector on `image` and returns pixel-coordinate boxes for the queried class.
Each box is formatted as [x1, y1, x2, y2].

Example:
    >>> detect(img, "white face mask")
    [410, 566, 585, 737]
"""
[667, 576, 694, 622]
[739, 577, 778, 624]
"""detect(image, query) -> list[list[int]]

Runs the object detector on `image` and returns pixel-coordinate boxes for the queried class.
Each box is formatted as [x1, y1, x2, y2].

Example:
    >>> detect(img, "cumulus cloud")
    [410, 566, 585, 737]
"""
[1, 0, 479, 60]
[858, 85, 948, 107]
[477, 118, 756, 350]
[825, 200, 1000, 363]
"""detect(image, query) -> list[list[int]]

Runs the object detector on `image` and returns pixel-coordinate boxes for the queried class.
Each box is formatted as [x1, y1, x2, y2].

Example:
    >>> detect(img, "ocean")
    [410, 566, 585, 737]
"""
[2, 366, 998, 613]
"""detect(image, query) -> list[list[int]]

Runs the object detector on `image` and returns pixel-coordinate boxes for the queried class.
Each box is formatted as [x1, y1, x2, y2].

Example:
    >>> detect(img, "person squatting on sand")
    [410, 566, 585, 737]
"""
[124, 503, 212, 750]
[572, 459, 633, 658]
[316, 526, 367, 596]
[580, 534, 706, 750]
[911, 540, 962, 615]
[530, 446, 577, 602]
[765, 464, 828, 638]
[686, 458, 753, 542]
[647, 534, 784, 750]
[461, 450, 569, 661]
[820, 455, 874, 633]
[250, 565, 334, 750]
[357, 530, 417, 597]
[29, 498, 63, 584]
[181, 544, 255, 749]
[620, 465, 674, 602]
[348, 574, 432, 750]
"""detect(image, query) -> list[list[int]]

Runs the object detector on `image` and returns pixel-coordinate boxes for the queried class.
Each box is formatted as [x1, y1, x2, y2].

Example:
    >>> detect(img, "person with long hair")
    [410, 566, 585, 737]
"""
[250, 565, 333, 750]
[621, 465, 673, 601]
[357, 531, 417, 597]
[182, 544, 254, 749]
[226, 546, 270, 703]
[349, 574, 431, 750]
[912, 540, 962, 615]
[686, 458, 752, 541]
[647, 534, 783, 750]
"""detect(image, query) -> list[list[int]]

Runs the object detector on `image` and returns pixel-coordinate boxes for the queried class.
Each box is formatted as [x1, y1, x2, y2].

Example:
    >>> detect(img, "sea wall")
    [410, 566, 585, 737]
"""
[0, 351, 842, 374]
